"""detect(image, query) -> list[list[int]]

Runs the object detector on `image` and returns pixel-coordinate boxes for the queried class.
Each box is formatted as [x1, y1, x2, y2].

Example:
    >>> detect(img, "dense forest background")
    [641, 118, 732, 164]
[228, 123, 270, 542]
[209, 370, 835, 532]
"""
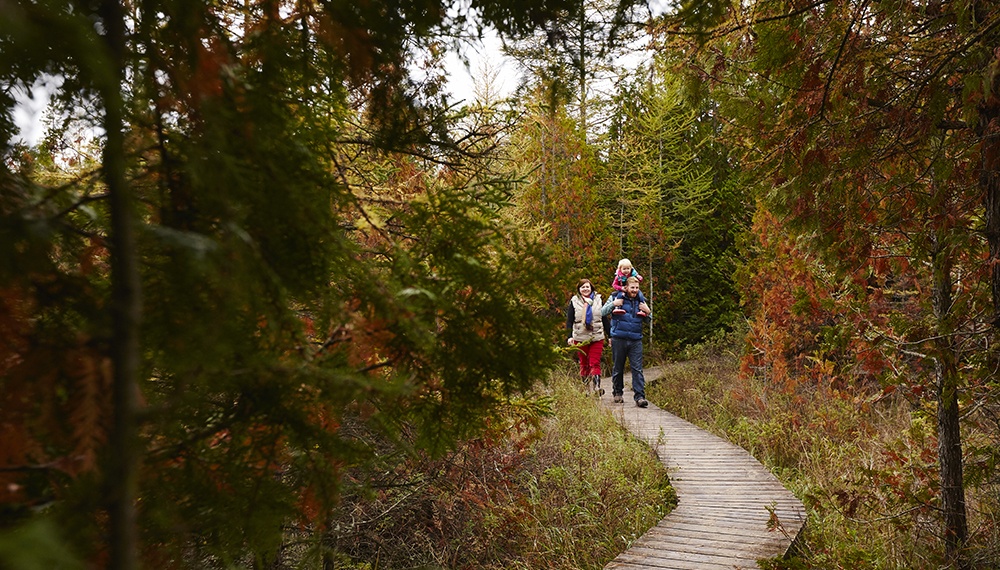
[1, 0, 999, 568]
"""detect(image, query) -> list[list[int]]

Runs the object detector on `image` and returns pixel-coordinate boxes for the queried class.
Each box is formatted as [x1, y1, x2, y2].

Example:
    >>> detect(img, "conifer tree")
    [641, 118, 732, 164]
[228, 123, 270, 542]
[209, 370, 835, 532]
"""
[503, 0, 647, 138]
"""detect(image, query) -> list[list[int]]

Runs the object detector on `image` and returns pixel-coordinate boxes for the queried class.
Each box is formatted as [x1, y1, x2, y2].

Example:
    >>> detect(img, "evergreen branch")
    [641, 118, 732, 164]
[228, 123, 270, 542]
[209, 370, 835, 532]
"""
[0, 462, 61, 472]
[52, 191, 109, 220]
[357, 359, 395, 374]
[819, 0, 870, 122]
[316, 326, 353, 352]
[909, 13, 1000, 110]
[654, 0, 833, 42]
[333, 137, 465, 168]
[55, 218, 103, 240]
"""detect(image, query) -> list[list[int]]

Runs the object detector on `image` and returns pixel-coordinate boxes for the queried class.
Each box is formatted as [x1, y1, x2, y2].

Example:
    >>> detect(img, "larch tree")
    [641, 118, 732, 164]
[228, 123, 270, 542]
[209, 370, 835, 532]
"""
[606, 63, 741, 348]
[507, 98, 615, 295]
[503, 0, 649, 139]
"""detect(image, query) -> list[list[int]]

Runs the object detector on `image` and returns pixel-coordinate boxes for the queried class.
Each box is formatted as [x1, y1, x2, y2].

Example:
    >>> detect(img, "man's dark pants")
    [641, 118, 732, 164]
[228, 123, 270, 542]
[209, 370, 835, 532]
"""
[611, 337, 645, 401]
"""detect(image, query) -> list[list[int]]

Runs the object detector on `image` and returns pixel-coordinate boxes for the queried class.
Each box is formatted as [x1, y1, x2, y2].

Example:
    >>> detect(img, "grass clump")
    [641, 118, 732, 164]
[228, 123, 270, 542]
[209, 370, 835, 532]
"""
[322, 367, 675, 569]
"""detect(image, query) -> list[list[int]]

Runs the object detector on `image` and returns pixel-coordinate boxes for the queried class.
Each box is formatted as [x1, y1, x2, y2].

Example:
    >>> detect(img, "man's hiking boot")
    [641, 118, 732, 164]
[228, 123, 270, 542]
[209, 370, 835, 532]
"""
[613, 394, 624, 403]
[636, 398, 649, 408]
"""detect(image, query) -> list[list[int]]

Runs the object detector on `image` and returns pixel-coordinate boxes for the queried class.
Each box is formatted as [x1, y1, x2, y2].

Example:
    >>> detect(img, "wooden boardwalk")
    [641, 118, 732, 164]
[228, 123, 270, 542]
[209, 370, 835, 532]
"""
[598, 367, 807, 569]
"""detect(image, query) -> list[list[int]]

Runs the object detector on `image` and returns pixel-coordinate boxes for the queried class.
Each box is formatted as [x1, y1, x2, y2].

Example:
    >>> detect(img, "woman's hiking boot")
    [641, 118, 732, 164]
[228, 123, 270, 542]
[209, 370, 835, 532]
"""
[592, 375, 604, 396]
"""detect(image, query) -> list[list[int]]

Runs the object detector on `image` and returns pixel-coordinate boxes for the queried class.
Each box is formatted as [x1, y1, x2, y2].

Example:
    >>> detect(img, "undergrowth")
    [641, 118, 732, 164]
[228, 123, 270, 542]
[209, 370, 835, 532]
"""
[322, 367, 675, 569]
[646, 330, 1000, 569]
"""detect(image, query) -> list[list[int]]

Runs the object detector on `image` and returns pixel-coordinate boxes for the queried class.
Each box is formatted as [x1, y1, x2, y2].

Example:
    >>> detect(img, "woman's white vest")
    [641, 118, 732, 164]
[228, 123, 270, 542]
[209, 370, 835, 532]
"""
[570, 294, 605, 344]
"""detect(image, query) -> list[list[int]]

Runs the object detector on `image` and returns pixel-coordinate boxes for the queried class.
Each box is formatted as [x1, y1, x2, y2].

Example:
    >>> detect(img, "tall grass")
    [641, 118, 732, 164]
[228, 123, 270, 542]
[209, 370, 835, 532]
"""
[645, 332, 1000, 569]
[322, 366, 675, 569]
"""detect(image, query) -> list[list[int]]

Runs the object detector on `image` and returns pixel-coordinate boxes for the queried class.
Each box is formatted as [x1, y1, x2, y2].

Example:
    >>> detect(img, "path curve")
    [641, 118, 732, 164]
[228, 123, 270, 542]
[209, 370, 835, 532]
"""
[598, 366, 807, 569]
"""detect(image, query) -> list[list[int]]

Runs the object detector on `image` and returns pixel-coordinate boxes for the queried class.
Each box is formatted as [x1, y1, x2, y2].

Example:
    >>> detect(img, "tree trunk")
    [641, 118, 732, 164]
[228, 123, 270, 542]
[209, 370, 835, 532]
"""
[930, 234, 968, 569]
[981, 93, 1000, 328]
[99, 1, 143, 569]
[935, 348, 968, 568]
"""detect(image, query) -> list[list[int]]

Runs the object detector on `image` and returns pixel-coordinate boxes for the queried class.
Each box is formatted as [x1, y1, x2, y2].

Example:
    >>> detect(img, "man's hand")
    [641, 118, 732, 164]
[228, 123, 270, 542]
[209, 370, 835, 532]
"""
[614, 298, 624, 307]
[638, 302, 651, 314]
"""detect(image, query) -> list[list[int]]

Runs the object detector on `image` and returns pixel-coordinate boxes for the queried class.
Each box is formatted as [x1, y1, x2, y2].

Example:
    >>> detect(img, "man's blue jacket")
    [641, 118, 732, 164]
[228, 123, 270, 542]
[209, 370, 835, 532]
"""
[602, 293, 646, 341]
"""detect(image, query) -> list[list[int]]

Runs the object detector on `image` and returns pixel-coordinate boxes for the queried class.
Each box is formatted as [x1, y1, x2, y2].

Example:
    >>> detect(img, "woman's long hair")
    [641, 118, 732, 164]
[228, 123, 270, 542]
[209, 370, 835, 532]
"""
[576, 278, 595, 330]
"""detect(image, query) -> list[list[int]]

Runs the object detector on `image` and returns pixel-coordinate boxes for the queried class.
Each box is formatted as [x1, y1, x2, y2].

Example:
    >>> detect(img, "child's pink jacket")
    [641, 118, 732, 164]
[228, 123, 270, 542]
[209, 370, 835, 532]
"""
[611, 268, 643, 291]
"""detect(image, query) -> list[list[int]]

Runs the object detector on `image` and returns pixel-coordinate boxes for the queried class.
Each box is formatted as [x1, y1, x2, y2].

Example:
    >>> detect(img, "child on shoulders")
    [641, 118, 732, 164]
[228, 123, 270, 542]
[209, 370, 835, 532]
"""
[611, 258, 642, 293]
[610, 258, 647, 316]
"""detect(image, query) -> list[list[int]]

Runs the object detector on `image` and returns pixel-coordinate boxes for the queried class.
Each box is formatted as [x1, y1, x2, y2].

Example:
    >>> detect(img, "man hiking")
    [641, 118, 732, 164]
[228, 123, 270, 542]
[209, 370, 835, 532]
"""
[602, 276, 652, 407]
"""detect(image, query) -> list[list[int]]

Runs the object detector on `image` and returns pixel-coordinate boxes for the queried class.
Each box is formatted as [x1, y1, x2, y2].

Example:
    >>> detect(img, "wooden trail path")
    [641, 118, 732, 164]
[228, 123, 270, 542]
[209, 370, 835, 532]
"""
[598, 367, 807, 569]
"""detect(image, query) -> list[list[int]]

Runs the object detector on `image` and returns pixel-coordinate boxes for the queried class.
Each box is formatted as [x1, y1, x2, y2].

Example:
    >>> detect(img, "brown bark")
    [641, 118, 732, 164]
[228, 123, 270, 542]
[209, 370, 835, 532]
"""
[981, 71, 1000, 327]
[935, 352, 968, 568]
[99, 1, 142, 569]
[930, 235, 968, 569]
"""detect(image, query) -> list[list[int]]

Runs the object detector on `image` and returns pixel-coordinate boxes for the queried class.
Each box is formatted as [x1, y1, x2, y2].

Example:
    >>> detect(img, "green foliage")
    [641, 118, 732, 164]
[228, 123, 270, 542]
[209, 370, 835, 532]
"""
[663, 0, 731, 43]
[0, 518, 82, 570]
[369, 180, 565, 451]
[502, 0, 645, 133]
[0, 136, 562, 562]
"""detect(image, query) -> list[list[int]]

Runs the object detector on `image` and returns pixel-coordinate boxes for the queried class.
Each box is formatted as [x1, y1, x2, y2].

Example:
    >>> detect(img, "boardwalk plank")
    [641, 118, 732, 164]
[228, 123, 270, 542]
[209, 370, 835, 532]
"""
[610, 549, 761, 568]
[633, 539, 788, 558]
[636, 528, 788, 548]
[600, 367, 807, 569]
